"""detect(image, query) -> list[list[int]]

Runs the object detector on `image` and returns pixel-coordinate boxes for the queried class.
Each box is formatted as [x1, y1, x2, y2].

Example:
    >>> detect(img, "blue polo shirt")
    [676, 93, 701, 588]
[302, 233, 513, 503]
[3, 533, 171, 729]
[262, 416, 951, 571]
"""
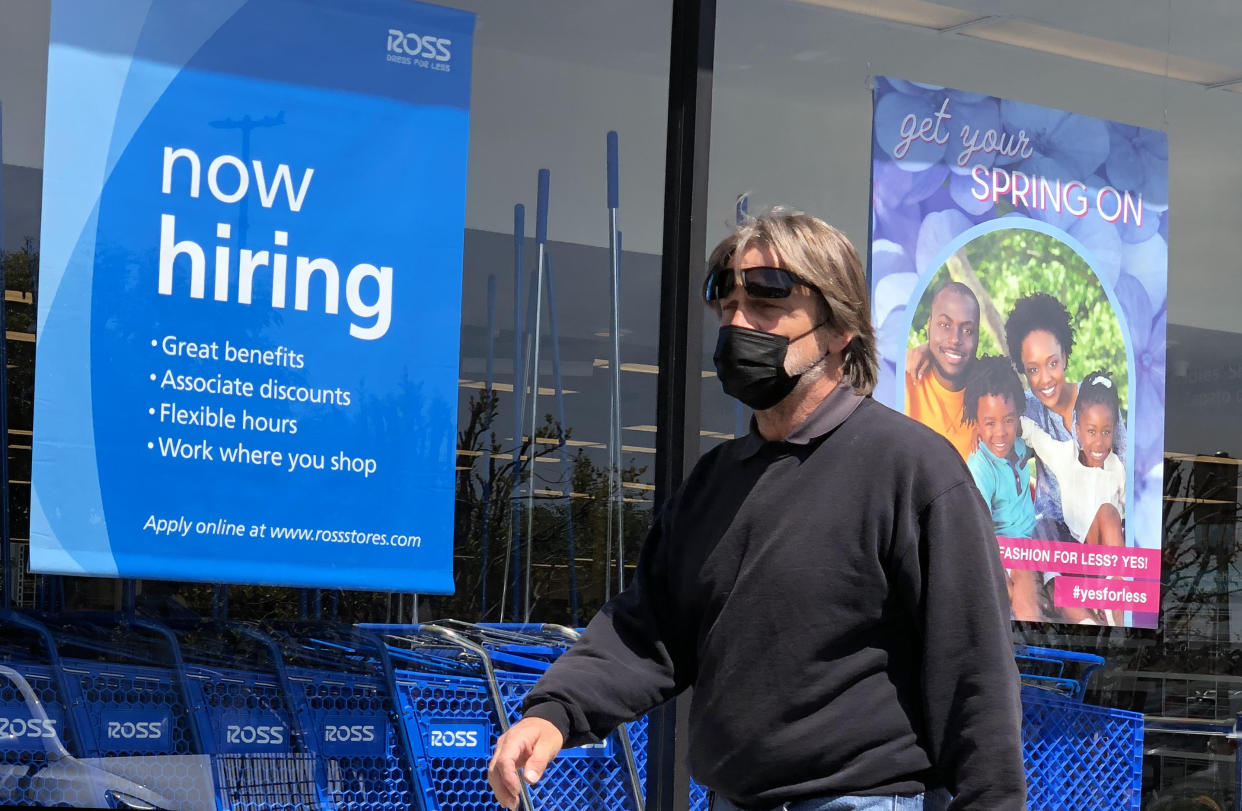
[967, 437, 1036, 539]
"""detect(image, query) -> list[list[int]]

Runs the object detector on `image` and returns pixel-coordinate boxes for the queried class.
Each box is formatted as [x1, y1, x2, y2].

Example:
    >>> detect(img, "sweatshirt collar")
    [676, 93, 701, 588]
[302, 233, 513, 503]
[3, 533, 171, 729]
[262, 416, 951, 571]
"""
[737, 383, 866, 459]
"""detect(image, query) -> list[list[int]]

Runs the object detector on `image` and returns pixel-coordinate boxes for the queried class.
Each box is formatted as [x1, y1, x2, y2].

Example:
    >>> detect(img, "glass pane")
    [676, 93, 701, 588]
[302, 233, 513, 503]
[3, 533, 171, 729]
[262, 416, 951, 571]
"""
[1, 0, 669, 807]
[710, 0, 1242, 806]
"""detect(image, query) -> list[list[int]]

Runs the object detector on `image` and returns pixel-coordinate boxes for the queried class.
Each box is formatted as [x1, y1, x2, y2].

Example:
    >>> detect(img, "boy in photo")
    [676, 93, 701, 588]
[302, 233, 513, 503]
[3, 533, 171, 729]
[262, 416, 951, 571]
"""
[962, 356, 1039, 621]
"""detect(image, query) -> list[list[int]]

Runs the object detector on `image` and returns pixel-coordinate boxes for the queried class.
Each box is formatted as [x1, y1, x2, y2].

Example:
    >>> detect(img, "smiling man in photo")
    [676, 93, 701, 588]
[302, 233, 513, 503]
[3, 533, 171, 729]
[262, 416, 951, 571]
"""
[906, 281, 981, 460]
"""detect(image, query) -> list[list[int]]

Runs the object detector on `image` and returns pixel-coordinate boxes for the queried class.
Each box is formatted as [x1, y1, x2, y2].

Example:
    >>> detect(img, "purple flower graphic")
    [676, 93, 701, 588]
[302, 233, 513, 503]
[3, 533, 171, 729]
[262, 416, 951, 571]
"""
[1113, 273, 1166, 463]
[1121, 233, 1168, 312]
[874, 90, 949, 170]
[883, 78, 987, 104]
[949, 171, 996, 217]
[915, 208, 973, 274]
[1105, 123, 1169, 209]
[872, 242, 918, 327]
[1000, 100, 1110, 178]
[1065, 205, 1123, 288]
[873, 161, 948, 262]
[876, 308, 911, 379]
[873, 359, 898, 410]
[874, 83, 1001, 174]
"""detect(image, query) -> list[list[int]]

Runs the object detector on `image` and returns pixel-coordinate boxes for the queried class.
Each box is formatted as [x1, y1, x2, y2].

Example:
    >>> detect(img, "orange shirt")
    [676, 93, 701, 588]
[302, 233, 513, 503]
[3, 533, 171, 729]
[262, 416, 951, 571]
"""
[905, 372, 976, 462]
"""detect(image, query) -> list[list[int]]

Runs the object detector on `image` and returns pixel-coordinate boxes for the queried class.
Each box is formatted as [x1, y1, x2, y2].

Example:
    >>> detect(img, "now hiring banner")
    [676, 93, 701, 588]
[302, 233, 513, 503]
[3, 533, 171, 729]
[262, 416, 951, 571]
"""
[31, 0, 474, 592]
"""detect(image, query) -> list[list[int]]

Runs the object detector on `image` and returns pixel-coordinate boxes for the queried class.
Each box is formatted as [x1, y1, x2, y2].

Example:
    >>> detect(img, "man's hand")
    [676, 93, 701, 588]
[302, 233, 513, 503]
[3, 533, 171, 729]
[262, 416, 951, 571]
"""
[488, 716, 565, 809]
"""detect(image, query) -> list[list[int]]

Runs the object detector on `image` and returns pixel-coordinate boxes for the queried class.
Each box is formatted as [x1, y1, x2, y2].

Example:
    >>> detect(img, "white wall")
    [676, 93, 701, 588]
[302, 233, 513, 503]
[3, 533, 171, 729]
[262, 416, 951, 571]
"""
[5, 0, 1242, 332]
[708, 0, 1242, 334]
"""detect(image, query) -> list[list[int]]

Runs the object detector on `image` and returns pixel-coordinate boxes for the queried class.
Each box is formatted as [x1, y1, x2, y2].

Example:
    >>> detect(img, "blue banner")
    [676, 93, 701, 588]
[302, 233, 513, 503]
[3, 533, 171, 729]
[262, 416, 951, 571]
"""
[32, 0, 473, 592]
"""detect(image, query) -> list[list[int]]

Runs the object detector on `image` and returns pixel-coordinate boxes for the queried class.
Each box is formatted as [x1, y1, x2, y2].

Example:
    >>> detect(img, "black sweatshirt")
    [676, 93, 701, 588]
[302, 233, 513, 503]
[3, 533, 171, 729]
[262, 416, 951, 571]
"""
[522, 386, 1025, 810]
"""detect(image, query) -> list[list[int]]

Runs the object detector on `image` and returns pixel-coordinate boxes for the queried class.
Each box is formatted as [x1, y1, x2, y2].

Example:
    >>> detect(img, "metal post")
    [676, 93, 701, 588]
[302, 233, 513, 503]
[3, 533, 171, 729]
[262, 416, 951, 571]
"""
[481, 274, 497, 617]
[122, 579, 136, 618]
[616, 229, 626, 587]
[0, 100, 10, 611]
[732, 194, 749, 441]
[543, 255, 580, 624]
[503, 205, 526, 623]
[606, 132, 625, 598]
[524, 169, 550, 622]
[649, 0, 715, 809]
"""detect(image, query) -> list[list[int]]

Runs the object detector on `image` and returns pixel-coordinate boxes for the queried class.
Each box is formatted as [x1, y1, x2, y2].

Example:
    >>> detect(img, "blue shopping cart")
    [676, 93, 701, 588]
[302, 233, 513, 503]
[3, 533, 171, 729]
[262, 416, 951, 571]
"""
[264, 622, 422, 811]
[1016, 644, 1106, 701]
[1016, 645, 1144, 811]
[164, 619, 333, 810]
[0, 609, 207, 809]
[369, 622, 650, 811]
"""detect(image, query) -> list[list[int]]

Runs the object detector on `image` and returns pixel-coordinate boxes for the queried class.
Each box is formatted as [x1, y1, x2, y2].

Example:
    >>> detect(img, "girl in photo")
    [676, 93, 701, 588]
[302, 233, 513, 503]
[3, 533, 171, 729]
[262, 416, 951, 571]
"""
[1020, 370, 1125, 623]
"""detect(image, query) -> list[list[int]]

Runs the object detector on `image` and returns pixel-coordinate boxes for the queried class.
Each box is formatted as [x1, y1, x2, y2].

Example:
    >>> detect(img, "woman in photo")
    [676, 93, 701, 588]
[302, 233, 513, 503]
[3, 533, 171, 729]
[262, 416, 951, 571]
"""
[1004, 293, 1127, 545]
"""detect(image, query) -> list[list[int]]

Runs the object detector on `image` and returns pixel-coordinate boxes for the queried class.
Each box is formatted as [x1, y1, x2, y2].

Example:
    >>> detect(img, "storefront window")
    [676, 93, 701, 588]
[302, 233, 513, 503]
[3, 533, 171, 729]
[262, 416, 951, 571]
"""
[706, 1, 1242, 806]
[0, 0, 668, 807]
[11, 0, 1242, 806]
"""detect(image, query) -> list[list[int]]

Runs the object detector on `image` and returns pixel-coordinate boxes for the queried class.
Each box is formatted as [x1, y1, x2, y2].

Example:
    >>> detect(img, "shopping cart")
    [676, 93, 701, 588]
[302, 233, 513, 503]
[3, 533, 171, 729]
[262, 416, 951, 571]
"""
[1014, 645, 1143, 811]
[263, 622, 421, 811]
[1022, 684, 1144, 811]
[368, 622, 648, 811]
[165, 620, 333, 810]
[0, 609, 200, 809]
[1015, 644, 1105, 701]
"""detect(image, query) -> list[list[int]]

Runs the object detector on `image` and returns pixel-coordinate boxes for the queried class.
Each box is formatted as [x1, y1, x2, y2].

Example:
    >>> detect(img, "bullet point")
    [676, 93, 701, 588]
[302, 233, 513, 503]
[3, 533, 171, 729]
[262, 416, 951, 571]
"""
[149, 373, 156, 381]
[151, 339, 157, 347]
[147, 442, 154, 449]
[148, 407, 155, 415]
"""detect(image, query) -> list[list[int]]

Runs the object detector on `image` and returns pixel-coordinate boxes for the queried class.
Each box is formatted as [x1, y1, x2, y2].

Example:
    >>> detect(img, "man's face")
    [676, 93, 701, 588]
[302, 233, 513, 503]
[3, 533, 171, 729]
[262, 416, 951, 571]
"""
[926, 290, 979, 388]
[715, 245, 831, 377]
[976, 393, 1018, 460]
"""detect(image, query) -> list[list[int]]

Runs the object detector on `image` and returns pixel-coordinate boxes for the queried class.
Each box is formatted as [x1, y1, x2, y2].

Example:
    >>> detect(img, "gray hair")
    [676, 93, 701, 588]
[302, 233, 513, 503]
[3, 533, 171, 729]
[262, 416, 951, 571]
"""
[706, 207, 878, 395]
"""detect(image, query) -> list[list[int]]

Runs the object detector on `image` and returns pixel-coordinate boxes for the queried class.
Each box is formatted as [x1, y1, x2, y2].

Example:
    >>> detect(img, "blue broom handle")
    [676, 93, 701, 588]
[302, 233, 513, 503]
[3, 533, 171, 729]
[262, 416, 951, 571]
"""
[607, 130, 619, 210]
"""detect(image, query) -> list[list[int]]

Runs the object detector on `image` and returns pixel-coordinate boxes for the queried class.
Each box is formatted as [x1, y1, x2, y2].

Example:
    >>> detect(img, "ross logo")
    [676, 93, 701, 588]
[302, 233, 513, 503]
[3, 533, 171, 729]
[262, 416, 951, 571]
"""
[106, 720, 165, 740]
[225, 724, 286, 746]
[0, 716, 58, 740]
[429, 729, 478, 748]
[324, 724, 377, 743]
[426, 720, 489, 757]
[319, 715, 386, 756]
[386, 29, 452, 69]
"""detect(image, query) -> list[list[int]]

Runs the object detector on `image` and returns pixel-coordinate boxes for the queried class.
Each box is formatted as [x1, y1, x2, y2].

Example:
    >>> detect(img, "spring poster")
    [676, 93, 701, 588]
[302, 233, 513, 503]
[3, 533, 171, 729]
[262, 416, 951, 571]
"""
[31, 0, 474, 592]
[869, 78, 1167, 628]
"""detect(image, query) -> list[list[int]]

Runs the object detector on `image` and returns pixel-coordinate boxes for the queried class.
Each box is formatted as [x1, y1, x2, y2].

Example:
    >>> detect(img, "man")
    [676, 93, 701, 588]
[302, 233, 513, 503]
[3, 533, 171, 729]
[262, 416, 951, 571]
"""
[488, 210, 1024, 810]
[905, 282, 980, 461]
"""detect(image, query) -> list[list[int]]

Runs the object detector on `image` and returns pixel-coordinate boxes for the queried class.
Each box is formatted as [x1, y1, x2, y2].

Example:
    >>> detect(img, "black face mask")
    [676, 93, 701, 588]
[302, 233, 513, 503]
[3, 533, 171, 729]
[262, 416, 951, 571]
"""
[714, 324, 823, 410]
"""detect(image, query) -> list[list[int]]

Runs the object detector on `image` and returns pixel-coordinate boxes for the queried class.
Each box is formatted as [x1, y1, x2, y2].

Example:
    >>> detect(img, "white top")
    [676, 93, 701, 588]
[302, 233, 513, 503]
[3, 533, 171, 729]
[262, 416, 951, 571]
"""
[1020, 417, 1125, 542]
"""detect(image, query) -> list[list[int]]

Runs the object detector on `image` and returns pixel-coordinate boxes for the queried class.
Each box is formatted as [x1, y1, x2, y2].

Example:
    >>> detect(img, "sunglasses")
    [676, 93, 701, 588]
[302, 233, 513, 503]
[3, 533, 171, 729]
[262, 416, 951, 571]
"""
[702, 265, 809, 303]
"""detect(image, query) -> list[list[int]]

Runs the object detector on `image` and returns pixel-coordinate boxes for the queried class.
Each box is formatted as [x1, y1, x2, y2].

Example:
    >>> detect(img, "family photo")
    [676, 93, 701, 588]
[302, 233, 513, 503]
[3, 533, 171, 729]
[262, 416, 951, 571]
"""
[902, 228, 1130, 624]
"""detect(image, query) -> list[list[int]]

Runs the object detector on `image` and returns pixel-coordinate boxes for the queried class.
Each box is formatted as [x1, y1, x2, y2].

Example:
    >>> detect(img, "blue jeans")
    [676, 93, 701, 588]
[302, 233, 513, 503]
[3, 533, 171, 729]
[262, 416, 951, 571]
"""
[713, 788, 951, 811]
